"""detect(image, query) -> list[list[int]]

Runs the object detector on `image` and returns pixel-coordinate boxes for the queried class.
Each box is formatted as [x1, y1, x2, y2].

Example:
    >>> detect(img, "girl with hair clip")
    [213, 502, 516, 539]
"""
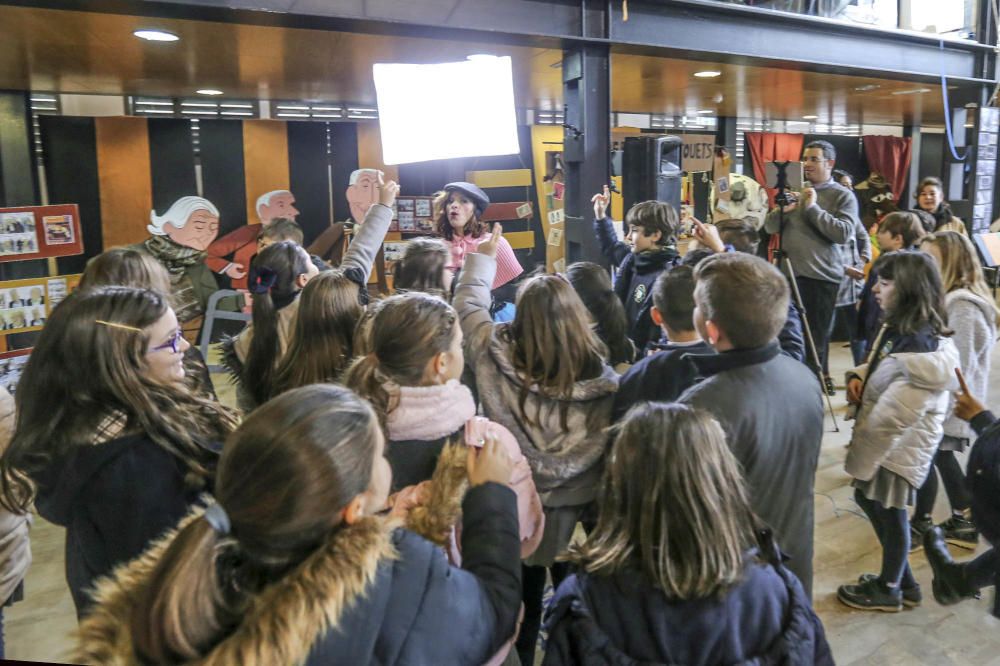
[80, 247, 216, 397]
[71, 384, 524, 666]
[454, 225, 619, 665]
[565, 261, 637, 371]
[393, 237, 454, 299]
[544, 403, 832, 665]
[912, 231, 999, 548]
[839, 252, 960, 612]
[224, 176, 397, 410]
[343, 292, 543, 556]
[435, 182, 523, 318]
[0, 287, 237, 617]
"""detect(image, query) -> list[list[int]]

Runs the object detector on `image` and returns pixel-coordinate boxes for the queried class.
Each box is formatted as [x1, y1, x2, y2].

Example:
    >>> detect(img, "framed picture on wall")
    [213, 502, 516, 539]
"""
[415, 198, 432, 217]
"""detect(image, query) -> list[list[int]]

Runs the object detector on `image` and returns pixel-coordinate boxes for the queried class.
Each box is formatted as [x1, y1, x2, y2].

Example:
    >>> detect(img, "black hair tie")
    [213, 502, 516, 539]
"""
[249, 267, 278, 294]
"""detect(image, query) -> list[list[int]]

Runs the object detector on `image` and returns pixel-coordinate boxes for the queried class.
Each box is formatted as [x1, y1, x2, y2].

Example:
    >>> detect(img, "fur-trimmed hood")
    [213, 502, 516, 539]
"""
[72, 508, 397, 665]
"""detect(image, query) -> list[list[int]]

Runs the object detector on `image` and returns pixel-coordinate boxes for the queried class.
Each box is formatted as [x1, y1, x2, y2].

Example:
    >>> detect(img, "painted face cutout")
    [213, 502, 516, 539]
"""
[164, 209, 219, 251]
[259, 193, 299, 225]
[347, 173, 379, 223]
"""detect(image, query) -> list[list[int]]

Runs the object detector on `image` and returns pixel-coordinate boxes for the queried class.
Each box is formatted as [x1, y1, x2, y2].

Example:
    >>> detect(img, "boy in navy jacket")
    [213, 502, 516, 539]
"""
[592, 186, 681, 353]
[612, 265, 710, 421]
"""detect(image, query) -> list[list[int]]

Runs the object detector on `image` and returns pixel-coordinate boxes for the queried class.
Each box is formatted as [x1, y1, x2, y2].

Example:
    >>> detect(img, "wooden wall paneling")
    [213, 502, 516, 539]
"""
[242, 119, 290, 226]
[357, 123, 399, 186]
[199, 119, 247, 235]
[40, 116, 102, 275]
[147, 118, 197, 214]
[328, 122, 360, 223]
[94, 117, 152, 250]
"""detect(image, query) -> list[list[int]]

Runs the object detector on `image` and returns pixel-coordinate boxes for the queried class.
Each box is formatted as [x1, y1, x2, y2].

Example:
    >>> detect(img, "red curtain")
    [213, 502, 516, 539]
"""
[745, 132, 805, 206]
[863, 135, 912, 203]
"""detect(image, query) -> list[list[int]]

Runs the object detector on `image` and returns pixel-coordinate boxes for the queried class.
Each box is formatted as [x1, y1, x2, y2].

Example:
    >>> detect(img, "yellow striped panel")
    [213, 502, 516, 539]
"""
[465, 169, 532, 188]
[504, 230, 535, 250]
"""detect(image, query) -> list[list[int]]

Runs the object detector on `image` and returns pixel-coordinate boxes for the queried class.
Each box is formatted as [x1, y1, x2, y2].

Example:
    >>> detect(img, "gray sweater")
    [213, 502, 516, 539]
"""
[764, 180, 860, 283]
[943, 289, 997, 440]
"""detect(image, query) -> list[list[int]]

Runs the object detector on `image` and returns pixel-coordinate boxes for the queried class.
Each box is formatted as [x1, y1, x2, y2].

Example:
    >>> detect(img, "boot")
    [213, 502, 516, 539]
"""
[923, 527, 979, 605]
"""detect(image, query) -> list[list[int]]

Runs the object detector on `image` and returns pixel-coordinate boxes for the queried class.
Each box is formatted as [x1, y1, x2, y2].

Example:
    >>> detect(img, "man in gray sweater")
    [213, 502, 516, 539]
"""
[764, 140, 860, 383]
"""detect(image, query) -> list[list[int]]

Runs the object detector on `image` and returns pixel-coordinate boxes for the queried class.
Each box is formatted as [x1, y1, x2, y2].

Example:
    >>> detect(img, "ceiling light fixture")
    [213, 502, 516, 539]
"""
[855, 84, 881, 92]
[696, 109, 714, 114]
[196, 89, 224, 96]
[891, 88, 931, 96]
[133, 29, 179, 42]
[802, 115, 818, 119]
[694, 70, 722, 78]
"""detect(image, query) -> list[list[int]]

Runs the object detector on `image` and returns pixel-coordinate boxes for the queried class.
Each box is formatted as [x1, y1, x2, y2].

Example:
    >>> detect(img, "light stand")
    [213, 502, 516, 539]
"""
[771, 161, 840, 432]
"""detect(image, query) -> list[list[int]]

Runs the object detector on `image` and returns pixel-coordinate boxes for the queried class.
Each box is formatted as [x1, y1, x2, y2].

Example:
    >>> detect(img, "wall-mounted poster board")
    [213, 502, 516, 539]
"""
[0, 274, 81, 336]
[0, 349, 31, 395]
[0, 204, 84, 263]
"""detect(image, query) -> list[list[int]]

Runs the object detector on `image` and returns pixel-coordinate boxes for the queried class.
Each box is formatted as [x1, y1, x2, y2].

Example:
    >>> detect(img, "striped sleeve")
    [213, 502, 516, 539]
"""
[488, 236, 523, 289]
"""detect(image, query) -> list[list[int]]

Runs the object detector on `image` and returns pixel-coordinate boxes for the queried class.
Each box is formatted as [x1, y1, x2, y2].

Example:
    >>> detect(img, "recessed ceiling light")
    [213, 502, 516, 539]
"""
[196, 89, 224, 96]
[694, 70, 722, 78]
[696, 109, 714, 114]
[133, 29, 179, 42]
[802, 115, 818, 119]
[891, 88, 931, 96]
[855, 84, 880, 92]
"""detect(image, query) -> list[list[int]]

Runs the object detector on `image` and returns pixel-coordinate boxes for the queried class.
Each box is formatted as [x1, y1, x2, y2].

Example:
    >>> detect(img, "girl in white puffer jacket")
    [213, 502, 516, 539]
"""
[838, 252, 959, 613]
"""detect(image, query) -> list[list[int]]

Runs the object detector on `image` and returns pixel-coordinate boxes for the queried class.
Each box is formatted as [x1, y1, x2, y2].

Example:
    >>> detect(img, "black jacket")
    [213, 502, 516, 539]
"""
[679, 342, 824, 598]
[594, 217, 680, 352]
[34, 433, 216, 617]
[612, 341, 712, 422]
[969, 411, 1000, 618]
[305, 484, 522, 664]
[542, 544, 833, 665]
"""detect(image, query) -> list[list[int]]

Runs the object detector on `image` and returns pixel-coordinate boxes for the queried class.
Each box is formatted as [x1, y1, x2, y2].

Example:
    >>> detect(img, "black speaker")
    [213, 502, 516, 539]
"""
[623, 135, 683, 214]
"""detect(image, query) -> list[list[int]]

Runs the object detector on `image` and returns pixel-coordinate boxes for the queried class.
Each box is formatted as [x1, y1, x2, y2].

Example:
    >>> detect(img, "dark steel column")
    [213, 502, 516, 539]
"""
[562, 44, 610, 266]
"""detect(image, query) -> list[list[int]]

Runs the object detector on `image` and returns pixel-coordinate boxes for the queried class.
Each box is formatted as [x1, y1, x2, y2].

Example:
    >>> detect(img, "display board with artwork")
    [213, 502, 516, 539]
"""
[0, 274, 81, 336]
[392, 197, 435, 233]
[0, 349, 31, 395]
[0, 204, 84, 262]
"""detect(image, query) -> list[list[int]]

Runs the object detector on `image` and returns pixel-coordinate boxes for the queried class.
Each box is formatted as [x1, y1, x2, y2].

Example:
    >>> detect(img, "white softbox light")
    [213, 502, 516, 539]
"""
[373, 56, 520, 165]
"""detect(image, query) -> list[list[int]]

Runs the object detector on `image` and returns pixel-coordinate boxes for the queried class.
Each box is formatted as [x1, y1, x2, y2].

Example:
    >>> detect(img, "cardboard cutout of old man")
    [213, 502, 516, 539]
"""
[136, 196, 230, 324]
[206, 190, 300, 291]
[308, 169, 388, 292]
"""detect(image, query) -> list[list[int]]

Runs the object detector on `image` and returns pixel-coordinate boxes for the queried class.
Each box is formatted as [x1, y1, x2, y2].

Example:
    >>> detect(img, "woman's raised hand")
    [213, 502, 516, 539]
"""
[377, 172, 400, 208]
[592, 185, 611, 220]
[477, 224, 503, 259]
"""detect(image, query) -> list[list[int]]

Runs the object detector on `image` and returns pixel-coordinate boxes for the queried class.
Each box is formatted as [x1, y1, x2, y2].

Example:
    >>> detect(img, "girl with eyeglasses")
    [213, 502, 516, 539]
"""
[0, 286, 237, 618]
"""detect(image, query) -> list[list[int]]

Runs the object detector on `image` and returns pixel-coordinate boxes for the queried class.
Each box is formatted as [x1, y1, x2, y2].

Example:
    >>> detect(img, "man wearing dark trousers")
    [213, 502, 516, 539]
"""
[764, 140, 859, 390]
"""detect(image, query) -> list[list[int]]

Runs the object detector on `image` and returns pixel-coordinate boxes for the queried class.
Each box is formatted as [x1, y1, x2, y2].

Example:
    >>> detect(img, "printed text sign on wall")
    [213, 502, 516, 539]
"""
[681, 134, 716, 173]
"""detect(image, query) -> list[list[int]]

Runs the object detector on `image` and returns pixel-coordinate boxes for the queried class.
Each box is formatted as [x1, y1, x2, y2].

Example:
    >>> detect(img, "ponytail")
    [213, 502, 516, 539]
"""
[343, 353, 395, 430]
[130, 515, 240, 663]
[242, 242, 310, 406]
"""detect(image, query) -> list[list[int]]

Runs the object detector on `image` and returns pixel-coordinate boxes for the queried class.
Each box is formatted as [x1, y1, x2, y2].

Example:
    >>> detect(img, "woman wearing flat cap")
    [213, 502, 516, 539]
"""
[434, 182, 523, 294]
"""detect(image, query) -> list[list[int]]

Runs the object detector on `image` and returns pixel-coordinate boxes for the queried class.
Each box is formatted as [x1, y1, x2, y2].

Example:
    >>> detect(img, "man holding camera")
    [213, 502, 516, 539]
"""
[764, 140, 860, 384]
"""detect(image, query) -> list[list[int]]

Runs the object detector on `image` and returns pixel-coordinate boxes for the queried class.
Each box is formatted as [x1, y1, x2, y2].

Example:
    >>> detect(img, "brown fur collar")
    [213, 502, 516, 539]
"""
[71, 508, 398, 665]
[405, 441, 469, 546]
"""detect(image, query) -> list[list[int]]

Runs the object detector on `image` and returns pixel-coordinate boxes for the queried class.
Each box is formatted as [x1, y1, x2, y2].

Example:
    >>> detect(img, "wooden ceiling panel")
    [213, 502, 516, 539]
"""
[0, 5, 951, 126]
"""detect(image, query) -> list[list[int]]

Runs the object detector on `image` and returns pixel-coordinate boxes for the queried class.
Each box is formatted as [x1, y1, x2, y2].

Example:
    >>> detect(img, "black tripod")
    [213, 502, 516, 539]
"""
[771, 161, 840, 431]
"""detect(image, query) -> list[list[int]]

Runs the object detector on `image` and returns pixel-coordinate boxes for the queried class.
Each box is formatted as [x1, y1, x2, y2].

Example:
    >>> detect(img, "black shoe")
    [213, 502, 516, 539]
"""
[938, 515, 978, 550]
[858, 573, 922, 608]
[923, 527, 980, 605]
[837, 577, 902, 612]
[909, 515, 933, 551]
[823, 375, 836, 396]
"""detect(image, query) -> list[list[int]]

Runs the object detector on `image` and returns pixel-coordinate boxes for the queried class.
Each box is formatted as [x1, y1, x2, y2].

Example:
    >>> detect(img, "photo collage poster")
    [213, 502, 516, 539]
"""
[0, 211, 39, 257]
[0, 275, 77, 335]
[383, 240, 411, 277]
[390, 197, 435, 233]
[0, 352, 30, 396]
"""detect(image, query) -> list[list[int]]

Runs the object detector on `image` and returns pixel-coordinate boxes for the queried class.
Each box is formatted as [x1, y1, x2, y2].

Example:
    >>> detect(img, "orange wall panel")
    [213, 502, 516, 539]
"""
[95, 117, 152, 249]
[242, 119, 290, 224]
[357, 123, 399, 184]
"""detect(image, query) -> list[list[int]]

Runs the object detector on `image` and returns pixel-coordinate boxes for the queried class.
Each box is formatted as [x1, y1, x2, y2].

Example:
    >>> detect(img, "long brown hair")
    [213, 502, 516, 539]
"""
[129, 384, 379, 663]
[270, 270, 364, 398]
[921, 231, 1000, 324]
[506, 273, 606, 431]
[80, 247, 172, 296]
[343, 293, 457, 428]
[565, 262, 635, 366]
[393, 237, 451, 297]
[0, 287, 236, 513]
[877, 251, 952, 337]
[570, 402, 758, 599]
[432, 190, 485, 240]
[243, 241, 311, 406]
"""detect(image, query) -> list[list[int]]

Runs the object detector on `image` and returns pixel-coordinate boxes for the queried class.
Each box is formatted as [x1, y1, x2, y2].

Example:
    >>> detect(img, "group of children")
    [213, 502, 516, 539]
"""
[0, 168, 995, 664]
